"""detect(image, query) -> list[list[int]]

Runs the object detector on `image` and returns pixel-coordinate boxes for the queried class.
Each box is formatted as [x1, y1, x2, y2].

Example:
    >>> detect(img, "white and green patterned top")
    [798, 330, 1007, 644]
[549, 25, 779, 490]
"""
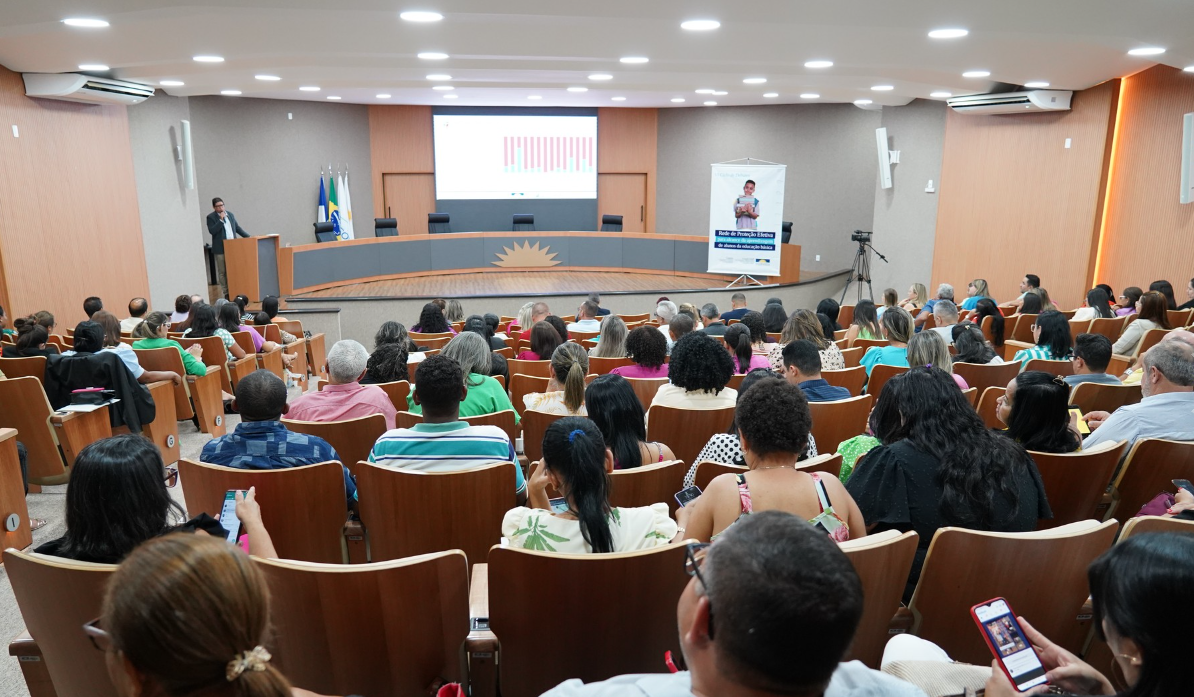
[502, 503, 678, 554]
[1011, 344, 1062, 366]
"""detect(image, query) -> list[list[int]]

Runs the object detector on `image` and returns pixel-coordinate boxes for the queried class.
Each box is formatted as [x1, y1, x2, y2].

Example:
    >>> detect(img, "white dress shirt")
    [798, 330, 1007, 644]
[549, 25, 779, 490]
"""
[222, 215, 234, 240]
[1082, 391, 1194, 449]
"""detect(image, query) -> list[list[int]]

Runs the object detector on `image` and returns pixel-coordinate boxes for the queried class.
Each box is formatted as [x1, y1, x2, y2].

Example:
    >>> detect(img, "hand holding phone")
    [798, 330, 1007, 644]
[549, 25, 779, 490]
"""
[971, 598, 1048, 692]
[674, 485, 702, 509]
[1173, 479, 1194, 495]
[219, 490, 244, 544]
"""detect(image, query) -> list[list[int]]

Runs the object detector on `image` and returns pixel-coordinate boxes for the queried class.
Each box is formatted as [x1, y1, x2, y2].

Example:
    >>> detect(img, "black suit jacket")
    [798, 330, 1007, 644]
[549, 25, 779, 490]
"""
[206, 210, 249, 255]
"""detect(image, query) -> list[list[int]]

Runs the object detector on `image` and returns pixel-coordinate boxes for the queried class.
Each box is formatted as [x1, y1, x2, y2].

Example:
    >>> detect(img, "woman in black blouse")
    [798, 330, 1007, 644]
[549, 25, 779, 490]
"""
[845, 367, 1051, 599]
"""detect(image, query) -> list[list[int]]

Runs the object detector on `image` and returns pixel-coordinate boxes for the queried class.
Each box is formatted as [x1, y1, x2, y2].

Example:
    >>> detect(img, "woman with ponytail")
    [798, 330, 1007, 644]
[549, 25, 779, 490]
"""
[723, 324, 770, 373]
[523, 342, 590, 415]
[502, 417, 678, 553]
[131, 311, 209, 376]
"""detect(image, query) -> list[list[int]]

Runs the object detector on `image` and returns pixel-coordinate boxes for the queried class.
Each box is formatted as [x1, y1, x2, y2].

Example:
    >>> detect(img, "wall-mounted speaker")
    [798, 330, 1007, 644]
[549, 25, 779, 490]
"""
[1181, 112, 1194, 205]
[875, 127, 893, 190]
[181, 119, 195, 190]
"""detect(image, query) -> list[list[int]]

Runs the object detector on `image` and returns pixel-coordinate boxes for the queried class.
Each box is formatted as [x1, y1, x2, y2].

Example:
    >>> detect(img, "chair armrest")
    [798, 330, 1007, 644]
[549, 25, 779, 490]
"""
[8, 629, 37, 657]
[0, 428, 16, 446]
[470, 563, 489, 620]
[888, 607, 914, 634]
[50, 406, 113, 466]
[466, 563, 498, 697]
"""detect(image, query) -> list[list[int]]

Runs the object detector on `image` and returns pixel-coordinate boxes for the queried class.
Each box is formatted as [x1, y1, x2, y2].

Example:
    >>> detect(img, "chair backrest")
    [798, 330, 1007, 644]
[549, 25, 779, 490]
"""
[521, 409, 566, 462]
[428, 212, 451, 233]
[588, 356, 634, 374]
[488, 544, 690, 697]
[1136, 328, 1171, 356]
[600, 214, 623, 232]
[725, 373, 746, 391]
[1168, 308, 1193, 327]
[177, 459, 348, 563]
[1069, 382, 1142, 415]
[0, 376, 67, 483]
[910, 520, 1119, 664]
[3, 550, 118, 697]
[952, 361, 1020, 395]
[512, 213, 535, 231]
[839, 531, 919, 668]
[0, 355, 46, 380]
[609, 459, 687, 516]
[256, 551, 469, 697]
[462, 409, 519, 445]
[314, 221, 336, 243]
[646, 405, 736, 469]
[1119, 515, 1194, 540]
[865, 363, 907, 398]
[807, 395, 873, 455]
[617, 313, 650, 324]
[507, 358, 553, 379]
[281, 413, 388, 472]
[411, 335, 452, 350]
[355, 461, 517, 563]
[1010, 314, 1039, 343]
[1023, 359, 1074, 377]
[839, 346, 864, 368]
[508, 374, 551, 417]
[373, 217, 398, 237]
[1030, 441, 1128, 528]
[373, 379, 411, 411]
[821, 366, 867, 396]
[1111, 438, 1194, 524]
[852, 338, 888, 352]
[133, 346, 194, 418]
[976, 386, 1006, 429]
[960, 386, 977, 406]
[625, 376, 668, 411]
[1087, 316, 1126, 342]
[569, 330, 600, 343]
[1067, 319, 1092, 342]
[692, 460, 746, 490]
[796, 451, 844, 478]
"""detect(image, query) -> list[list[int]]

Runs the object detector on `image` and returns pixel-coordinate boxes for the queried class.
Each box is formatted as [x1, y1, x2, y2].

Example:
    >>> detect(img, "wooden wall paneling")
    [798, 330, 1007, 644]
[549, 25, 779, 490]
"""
[597, 173, 647, 232]
[1097, 66, 1194, 295]
[368, 105, 434, 219]
[382, 173, 436, 236]
[0, 67, 149, 327]
[597, 108, 658, 233]
[929, 80, 1119, 310]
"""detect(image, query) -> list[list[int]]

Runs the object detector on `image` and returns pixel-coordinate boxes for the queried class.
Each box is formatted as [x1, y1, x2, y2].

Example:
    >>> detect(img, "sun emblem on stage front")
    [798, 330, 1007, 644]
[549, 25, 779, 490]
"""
[492, 240, 562, 268]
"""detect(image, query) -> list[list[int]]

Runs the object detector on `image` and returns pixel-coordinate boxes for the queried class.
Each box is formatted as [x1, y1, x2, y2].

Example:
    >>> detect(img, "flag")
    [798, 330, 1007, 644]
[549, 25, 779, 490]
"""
[317, 175, 327, 223]
[339, 172, 355, 240]
[328, 174, 341, 239]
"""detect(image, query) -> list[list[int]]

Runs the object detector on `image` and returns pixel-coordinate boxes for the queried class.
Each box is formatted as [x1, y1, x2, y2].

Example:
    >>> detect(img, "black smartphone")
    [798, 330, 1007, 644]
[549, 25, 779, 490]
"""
[548, 497, 570, 514]
[674, 485, 702, 508]
[1173, 479, 1194, 495]
[219, 490, 243, 543]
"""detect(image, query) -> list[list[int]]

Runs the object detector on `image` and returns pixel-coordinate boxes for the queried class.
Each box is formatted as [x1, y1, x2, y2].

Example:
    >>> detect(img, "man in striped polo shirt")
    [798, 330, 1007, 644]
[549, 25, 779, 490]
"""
[368, 354, 526, 503]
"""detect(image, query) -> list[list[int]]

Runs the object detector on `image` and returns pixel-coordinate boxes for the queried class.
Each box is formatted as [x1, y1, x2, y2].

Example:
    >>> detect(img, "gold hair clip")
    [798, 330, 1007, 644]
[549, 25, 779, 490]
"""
[226, 645, 271, 681]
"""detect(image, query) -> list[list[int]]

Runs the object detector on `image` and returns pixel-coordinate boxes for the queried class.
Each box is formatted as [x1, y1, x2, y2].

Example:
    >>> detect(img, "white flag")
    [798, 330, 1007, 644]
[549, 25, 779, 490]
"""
[338, 172, 355, 240]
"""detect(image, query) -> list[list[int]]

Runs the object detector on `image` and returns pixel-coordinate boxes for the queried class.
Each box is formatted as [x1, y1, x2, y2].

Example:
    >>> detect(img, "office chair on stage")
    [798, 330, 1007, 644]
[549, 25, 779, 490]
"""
[313, 222, 337, 243]
[428, 213, 451, 234]
[601, 215, 623, 232]
[374, 218, 398, 237]
[512, 214, 535, 231]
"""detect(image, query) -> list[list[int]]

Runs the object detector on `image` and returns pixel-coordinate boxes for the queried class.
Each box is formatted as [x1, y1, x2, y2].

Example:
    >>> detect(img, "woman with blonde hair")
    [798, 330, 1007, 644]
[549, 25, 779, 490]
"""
[901, 283, 928, 312]
[589, 315, 627, 358]
[907, 330, 968, 389]
[523, 342, 590, 415]
[768, 308, 845, 371]
[512, 301, 535, 335]
[960, 278, 991, 311]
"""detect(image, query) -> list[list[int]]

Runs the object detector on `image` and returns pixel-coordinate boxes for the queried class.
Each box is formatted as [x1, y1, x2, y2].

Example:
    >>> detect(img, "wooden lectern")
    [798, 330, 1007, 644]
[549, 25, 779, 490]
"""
[225, 235, 282, 302]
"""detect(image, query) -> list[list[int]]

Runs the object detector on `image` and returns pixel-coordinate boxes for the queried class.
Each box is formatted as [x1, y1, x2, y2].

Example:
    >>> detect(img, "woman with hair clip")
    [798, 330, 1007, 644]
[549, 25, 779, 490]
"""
[3, 316, 57, 357]
[589, 315, 627, 358]
[950, 321, 1004, 365]
[723, 323, 770, 373]
[996, 371, 1082, 453]
[972, 298, 1006, 349]
[1013, 310, 1074, 365]
[1073, 287, 1116, 322]
[845, 299, 883, 347]
[131, 311, 208, 376]
[960, 279, 992, 311]
[585, 375, 674, 469]
[1112, 291, 1172, 357]
[502, 416, 678, 553]
[523, 342, 590, 415]
[768, 308, 846, 371]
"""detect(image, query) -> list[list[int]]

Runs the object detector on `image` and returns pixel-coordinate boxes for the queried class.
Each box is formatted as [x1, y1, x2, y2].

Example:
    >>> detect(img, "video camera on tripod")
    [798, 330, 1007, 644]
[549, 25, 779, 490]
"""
[840, 230, 887, 304]
[851, 230, 872, 243]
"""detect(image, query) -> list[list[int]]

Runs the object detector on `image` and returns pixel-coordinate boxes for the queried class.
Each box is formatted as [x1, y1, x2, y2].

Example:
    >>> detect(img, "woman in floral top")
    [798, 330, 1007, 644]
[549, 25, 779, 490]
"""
[767, 309, 845, 372]
[503, 417, 677, 553]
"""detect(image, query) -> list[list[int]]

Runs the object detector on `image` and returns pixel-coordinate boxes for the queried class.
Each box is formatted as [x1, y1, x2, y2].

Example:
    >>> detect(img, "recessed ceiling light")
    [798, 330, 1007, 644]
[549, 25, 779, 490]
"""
[160, 80, 185, 87]
[193, 55, 224, 63]
[804, 60, 833, 68]
[327, 96, 341, 100]
[426, 74, 451, 81]
[567, 86, 588, 92]
[963, 70, 991, 78]
[681, 19, 720, 31]
[255, 74, 281, 81]
[588, 74, 613, 81]
[871, 85, 894, 91]
[376, 93, 391, 98]
[930, 91, 952, 98]
[220, 90, 242, 96]
[1127, 47, 1165, 56]
[433, 85, 454, 91]
[78, 64, 109, 71]
[443, 94, 458, 99]
[928, 28, 969, 39]
[611, 96, 626, 101]
[743, 77, 767, 84]
[299, 86, 320, 92]
[800, 93, 820, 99]
[854, 99, 873, 105]
[400, 11, 443, 22]
[671, 98, 686, 103]
[763, 92, 779, 98]
[712, 90, 728, 96]
[695, 89, 716, 95]
[704, 101, 717, 106]
[62, 18, 109, 28]
[417, 52, 449, 60]
[620, 56, 649, 64]
[528, 95, 543, 100]
[1024, 81, 1050, 88]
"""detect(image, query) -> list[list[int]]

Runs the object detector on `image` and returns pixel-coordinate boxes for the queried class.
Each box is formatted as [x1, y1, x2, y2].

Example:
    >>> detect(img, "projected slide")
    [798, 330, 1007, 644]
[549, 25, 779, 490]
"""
[433, 115, 597, 199]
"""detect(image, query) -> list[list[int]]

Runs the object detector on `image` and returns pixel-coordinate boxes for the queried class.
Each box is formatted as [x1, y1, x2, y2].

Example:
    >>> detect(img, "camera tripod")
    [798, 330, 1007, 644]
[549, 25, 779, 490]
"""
[840, 238, 888, 304]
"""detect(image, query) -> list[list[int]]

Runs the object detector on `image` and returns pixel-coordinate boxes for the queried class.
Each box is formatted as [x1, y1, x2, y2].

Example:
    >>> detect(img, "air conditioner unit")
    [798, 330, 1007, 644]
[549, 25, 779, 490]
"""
[946, 90, 1072, 115]
[22, 73, 154, 106]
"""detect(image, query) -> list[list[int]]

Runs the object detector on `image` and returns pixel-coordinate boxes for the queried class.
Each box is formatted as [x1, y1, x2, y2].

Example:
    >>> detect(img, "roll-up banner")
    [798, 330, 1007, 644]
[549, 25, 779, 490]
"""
[707, 163, 786, 276]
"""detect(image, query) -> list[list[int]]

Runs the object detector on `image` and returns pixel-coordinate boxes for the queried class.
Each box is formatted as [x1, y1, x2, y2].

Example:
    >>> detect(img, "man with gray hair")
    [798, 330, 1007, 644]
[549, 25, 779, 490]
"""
[928, 299, 960, 344]
[287, 339, 397, 429]
[916, 283, 954, 329]
[700, 303, 728, 336]
[1082, 338, 1194, 449]
[655, 300, 679, 349]
[587, 292, 610, 316]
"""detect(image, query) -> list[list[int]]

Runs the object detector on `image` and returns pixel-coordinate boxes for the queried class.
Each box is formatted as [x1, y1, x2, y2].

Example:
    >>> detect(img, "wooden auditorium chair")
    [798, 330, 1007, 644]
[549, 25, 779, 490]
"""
[0, 429, 32, 550]
[1118, 514, 1194, 540]
[821, 366, 867, 396]
[975, 386, 1006, 429]
[1068, 382, 1141, 415]
[1088, 316, 1126, 343]
[507, 359, 553, 379]
[231, 330, 285, 381]
[1109, 438, 1194, 524]
[520, 409, 565, 462]
[625, 377, 669, 411]
[0, 355, 47, 380]
[608, 459, 686, 516]
[0, 376, 112, 485]
[133, 345, 226, 436]
[1023, 358, 1074, 377]
[1029, 440, 1127, 528]
[960, 386, 977, 406]
[865, 364, 907, 398]
[952, 361, 1022, 395]
[839, 530, 919, 668]
[281, 413, 388, 474]
[808, 395, 872, 456]
[838, 346, 864, 368]
[588, 356, 634, 374]
[508, 374, 550, 418]
[646, 404, 735, 470]
[179, 334, 256, 394]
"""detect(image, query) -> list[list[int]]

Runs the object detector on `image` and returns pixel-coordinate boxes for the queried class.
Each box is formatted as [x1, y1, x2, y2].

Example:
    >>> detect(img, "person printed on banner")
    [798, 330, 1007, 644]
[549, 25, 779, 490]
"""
[734, 179, 760, 230]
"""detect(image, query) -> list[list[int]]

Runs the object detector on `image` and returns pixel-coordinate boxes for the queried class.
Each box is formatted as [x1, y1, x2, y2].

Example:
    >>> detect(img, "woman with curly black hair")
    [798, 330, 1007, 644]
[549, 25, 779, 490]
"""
[738, 310, 772, 354]
[611, 325, 669, 379]
[677, 377, 864, 543]
[846, 367, 1051, 599]
[411, 302, 454, 335]
[649, 332, 735, 412]
[360, 342, 409, 385]
[373, 320, 420, 353]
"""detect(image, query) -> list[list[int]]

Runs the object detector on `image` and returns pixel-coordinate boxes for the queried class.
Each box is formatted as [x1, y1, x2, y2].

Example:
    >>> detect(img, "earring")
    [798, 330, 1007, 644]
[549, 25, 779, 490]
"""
[1115, 653, 1141, 665]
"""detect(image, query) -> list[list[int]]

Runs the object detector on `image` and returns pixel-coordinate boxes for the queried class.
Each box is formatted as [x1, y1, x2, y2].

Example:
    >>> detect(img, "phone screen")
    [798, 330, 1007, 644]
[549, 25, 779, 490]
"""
[973, 599, 1047, 692]
[1068, 407, 1090, 434]
[674, 485, 703, 508]
[548, 497, 570, 514]
[219, 490, 242, 544]
[1173, 479, 1194, 495]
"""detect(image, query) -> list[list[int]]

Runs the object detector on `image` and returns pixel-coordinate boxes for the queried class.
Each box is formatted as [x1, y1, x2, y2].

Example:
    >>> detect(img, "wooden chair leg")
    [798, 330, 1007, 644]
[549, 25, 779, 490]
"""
[143, 381, 180, 465]
[189, 372, 227, 437]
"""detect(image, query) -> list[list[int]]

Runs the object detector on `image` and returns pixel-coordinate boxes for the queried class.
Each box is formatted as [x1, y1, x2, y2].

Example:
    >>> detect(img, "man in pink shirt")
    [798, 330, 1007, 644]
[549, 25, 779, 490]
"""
[287, 339, 397, 429]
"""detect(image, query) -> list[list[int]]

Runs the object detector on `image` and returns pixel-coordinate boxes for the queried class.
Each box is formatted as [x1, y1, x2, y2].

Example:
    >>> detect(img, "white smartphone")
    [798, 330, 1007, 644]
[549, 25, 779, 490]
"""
[219, 490, 243, 544]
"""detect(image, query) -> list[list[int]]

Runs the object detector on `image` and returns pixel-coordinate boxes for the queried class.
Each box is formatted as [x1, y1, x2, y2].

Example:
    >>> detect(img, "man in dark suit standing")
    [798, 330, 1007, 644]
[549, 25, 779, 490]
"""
[206, 197, 249, 299]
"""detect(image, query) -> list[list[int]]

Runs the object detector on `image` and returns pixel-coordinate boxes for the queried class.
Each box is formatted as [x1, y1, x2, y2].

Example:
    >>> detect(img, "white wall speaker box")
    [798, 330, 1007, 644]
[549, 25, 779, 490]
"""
[876, 127, 893, 189]
[181, 119, 195, 190]
[1181, 112, 1194, 205]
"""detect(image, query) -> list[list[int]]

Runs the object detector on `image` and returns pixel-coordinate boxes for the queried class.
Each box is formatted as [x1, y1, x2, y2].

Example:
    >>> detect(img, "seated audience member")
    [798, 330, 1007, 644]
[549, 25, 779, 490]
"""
[516, 321, 564, 361]
[131, 311, 208, 377]
[83, 296, 104, 319]
[611, 326, 669, 379]
[971, 298, 1006, 348]
[950, 321, 1003, 365]
[761, 302, 787, 333]
[668, 312, 697, 349]
[739, 311, 773, 352]
[233, 294, 254, 323]
[1017, 290, 1044, 315]
[1178, 277, 1194, 311]
[524, 342, 589, 416]
[681, 378, 861, 542]
[545, 315, 571, 343]
[120, 297, 149, 333]
[1115, 285, 1143, 316]
[509, 301, 534, 336]
[33, 309, 57, 334]
[996, 371, 1082, 453]
[907, 331, 968, 390]
[36, 435, 224, 563]
[463, 314, 506, 351]
[859, 306, 913, 376]
[1064, 333, 1121, 387]
[167, 293, 190, 324]
[719, 292, 750, 321]
[445, 298, 465, 323]
[411, 301, 455, 335]
[816, 312, 837, 341]
[504, 416, 677, 553]
[1001, 273, 1040, 310]
[1096, 282, 1115, 300]
[360, 342, 409, 385]
[408, 331, 518, 422]
[1012, 310, 1072, 364]
[288, 339, 397, 428]
[1082, 340, 1194, 449]
[724, 324, 770, 373]
[215, 302, 261, 353]
[201, 370, 356, 504]
[512, 301, 550, 342]
[845, 299, 882, 346]
[1035, 287, 1060, 310]
[689, 369, 818, 486]
[651, 332, 737, 412]
[567, 300, 602, 333]
[782, 339, 851, 401]
[588, 292, 611, 316]
[0, 304, 10, 336]
[879, 287, 899, 318]
[654, 300, 679, 341]
[1072, 287, 1116, 321]
[260, 295, 298, 344]
[585, 375, 675, 469]
[374, 319, 420, 353]
[3, 317, 57, 357]
[678, 303, 703, 330]
[846, 368, 1050, 598]
[817, 298, 842, 332]
[86, 310, 181, 385]
[929, 299, 960, 343]
[1113, 290, 1171, 357]
[589, 315, 627, 358]
[1150, 279, 1178, 311]
[541, 511, 928, 697]
[699, 303, 727, 336]
[900, 282, 928, 313]
[369, 354, 524, 500]
[483, 312, 504, 337]
[915, 284, 954, 328]
[184, 304, 246, 363]
[769, 309, 846, 372]
[959, 278, 991, 311]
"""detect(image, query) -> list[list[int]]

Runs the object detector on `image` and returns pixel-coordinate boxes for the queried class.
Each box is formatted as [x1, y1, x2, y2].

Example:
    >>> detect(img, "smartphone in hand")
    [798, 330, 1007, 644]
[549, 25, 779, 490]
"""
[971, 597, 1048, 692]
[1173, 479, 1194, 495]
[674, 485, 702, 508]
[219, 490, 243, 544]
[548, 497, 570, 514]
